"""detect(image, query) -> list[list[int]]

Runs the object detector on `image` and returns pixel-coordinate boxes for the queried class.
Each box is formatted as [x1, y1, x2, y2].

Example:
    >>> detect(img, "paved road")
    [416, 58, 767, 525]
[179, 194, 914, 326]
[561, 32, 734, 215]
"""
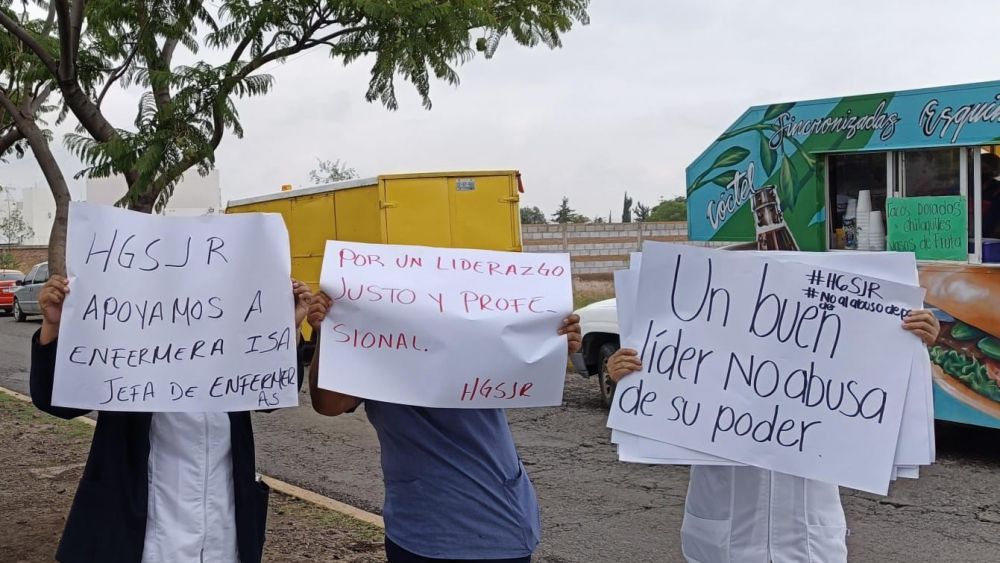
[2, 316, 999, 562]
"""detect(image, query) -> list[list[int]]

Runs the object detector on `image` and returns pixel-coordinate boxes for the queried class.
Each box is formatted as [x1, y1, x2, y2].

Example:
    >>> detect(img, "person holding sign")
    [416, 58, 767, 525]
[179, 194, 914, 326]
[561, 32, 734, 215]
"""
[306, 291, 581, 562]
[606, 311, 940, 563]
[29, 275, 313, 563]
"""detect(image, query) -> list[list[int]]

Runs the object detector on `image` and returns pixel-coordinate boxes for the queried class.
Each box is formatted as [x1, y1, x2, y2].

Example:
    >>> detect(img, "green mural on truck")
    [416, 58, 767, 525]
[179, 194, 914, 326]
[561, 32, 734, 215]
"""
[686, 79, 1000, 431]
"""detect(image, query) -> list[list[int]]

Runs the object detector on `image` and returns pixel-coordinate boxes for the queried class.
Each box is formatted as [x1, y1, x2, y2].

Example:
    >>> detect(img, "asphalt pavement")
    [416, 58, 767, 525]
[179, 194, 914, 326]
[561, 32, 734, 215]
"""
[2, 316, 999, 562]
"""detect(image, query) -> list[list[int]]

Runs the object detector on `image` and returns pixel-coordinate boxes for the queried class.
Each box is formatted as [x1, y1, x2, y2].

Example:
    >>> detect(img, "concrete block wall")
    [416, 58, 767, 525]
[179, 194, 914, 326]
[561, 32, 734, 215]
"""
[521, 222, 727, 278]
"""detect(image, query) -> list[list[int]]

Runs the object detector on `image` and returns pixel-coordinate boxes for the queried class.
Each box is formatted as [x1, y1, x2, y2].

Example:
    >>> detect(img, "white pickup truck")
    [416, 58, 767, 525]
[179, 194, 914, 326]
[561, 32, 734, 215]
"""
[573, 297, 622, 407]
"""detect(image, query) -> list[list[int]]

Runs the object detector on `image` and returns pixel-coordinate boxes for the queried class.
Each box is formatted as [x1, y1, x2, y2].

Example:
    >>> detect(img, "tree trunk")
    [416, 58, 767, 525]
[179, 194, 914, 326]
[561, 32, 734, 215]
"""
[0, 128, 24, 156]
[58, 78, 117, 144]
[132, 191, 155, 214]
[28, 126, 71, 276]
[2, 105, 72, 276]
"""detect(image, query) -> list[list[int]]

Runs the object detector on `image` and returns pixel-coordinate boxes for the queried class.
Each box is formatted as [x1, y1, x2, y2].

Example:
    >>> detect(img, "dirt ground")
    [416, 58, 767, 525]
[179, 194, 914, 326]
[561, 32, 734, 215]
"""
[0, 393, 383, 563]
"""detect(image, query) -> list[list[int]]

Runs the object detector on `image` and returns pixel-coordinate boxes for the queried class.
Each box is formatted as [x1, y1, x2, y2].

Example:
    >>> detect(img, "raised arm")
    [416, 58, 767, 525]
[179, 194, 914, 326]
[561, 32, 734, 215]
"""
[30, 276, 91, 420]
[307, 292, 361, 416]
[291, 279, 312, 393]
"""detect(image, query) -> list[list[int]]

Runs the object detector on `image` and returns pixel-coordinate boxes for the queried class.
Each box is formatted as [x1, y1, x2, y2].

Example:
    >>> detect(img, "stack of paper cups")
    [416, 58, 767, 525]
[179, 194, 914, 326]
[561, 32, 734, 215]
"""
[856, 190, 872, 250]
[844, 198, 858, 249]
[868, 210, 886, 251]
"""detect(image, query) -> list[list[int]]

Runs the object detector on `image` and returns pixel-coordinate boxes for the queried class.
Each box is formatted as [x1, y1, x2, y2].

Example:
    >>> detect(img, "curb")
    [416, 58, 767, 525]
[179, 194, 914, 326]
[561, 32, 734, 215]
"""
[0, 384, 384, 529]
[261, 476, 383, 528]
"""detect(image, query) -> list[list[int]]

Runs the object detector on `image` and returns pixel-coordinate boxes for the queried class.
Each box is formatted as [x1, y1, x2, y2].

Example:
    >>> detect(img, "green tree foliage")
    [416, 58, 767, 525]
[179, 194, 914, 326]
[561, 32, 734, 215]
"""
[552, 197, 574, 223]
[0, 3, 57, 163]
[0, 251, 17, 269]
[0, 205, 35, 245]
[309, 158, 357, 184]
[520, 205, 546, 225]
[621, 191, 632, 223]
[649, 195, 687, 222]
[0, 0, 591, 274]
[551, 196, 588, 224]
[633, 201, 650, 222]
[1, 192, 35, 272]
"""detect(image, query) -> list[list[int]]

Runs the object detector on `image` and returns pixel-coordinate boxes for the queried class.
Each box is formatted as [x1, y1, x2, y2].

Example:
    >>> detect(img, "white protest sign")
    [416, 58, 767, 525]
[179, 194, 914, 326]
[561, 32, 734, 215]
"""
[614, 260, 638, 341]
[606, 243, 925, 494]
[734, 251, 934, 469]
[612, 251, 934, 472]
[613, 430, 738, 465]
[318, 241, 572, 408]
[743, 251, 919, 286]
[614, 262, 738, 466]
[894, 348, 935, 466]
[52, 202, 298, 412]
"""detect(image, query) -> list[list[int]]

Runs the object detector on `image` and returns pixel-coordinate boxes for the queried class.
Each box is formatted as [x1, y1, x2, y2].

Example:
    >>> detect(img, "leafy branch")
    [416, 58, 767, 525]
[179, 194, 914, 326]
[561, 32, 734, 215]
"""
[689, 100, 814, 214]
[0, 0, 591, 275]
[689, 146, 751, 192]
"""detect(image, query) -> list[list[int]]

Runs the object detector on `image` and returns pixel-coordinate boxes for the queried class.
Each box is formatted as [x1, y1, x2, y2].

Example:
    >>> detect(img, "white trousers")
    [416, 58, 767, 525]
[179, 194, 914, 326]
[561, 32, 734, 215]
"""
[143, 412, 239, 563]
[681, 466, 848, 563]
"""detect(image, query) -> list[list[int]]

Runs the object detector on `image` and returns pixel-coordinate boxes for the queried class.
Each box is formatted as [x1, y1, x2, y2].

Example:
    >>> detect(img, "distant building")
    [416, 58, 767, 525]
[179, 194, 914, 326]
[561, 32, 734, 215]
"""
[0, 185, 57, 246]
[86, 170, 222, 217]
[0, 172, 222, 246]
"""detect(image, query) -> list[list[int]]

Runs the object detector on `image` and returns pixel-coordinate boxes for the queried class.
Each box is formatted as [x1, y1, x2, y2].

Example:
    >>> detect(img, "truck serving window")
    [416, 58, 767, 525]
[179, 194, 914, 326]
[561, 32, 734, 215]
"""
[827, 152, 889, 251]
[983, 146, 1000, 262]
[901, 148, 962, 198]
[827, 146, 999, 264]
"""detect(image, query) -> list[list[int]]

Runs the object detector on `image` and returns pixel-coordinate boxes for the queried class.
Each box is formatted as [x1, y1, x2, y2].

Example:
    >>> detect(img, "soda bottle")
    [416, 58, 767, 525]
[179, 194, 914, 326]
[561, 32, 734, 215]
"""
[752, 185, 800, 251]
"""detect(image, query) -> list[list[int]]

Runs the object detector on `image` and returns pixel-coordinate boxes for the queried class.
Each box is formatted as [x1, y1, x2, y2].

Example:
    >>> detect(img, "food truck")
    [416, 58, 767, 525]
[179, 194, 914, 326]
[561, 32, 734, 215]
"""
[686, 79, 1000, 430]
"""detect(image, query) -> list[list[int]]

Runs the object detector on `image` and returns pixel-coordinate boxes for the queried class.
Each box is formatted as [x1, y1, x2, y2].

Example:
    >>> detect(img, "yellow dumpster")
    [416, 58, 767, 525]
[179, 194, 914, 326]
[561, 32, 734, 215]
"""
[226, 170, 524, 340]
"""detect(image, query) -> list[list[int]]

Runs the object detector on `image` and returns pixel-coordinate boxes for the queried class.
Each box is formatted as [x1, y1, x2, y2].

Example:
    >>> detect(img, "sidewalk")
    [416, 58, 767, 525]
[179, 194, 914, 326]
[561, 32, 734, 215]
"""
[0, 393, 384, 562]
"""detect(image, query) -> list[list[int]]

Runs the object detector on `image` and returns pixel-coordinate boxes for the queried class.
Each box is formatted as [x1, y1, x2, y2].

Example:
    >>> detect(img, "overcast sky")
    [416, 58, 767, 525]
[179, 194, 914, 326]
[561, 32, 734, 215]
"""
[5, 0, 1000, 219]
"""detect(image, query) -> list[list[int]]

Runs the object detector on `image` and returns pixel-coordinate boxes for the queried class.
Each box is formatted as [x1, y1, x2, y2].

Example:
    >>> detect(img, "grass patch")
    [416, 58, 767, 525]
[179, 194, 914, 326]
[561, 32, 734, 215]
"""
[307, 503, 384, 543]
[0, 391, 94, 440]
[573, 279, 615, 310]
[266, 494, 384, 558]
[0, 392, 37, 422]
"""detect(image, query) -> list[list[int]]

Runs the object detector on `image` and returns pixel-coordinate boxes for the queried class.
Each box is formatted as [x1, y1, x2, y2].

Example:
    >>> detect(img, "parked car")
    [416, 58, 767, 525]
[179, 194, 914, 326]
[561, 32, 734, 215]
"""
[12, 262, 49, 322]
[0, 269, 24, 316]
[575, 297, 621, 407]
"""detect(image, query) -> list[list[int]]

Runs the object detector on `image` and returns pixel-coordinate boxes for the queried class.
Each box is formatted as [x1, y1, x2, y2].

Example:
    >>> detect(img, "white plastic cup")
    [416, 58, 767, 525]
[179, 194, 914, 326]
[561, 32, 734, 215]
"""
[869, 210, 883, 228]
[855, 191, 873, 250]
[857, 189, 872, 211]
[868, 210, 886, 251]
